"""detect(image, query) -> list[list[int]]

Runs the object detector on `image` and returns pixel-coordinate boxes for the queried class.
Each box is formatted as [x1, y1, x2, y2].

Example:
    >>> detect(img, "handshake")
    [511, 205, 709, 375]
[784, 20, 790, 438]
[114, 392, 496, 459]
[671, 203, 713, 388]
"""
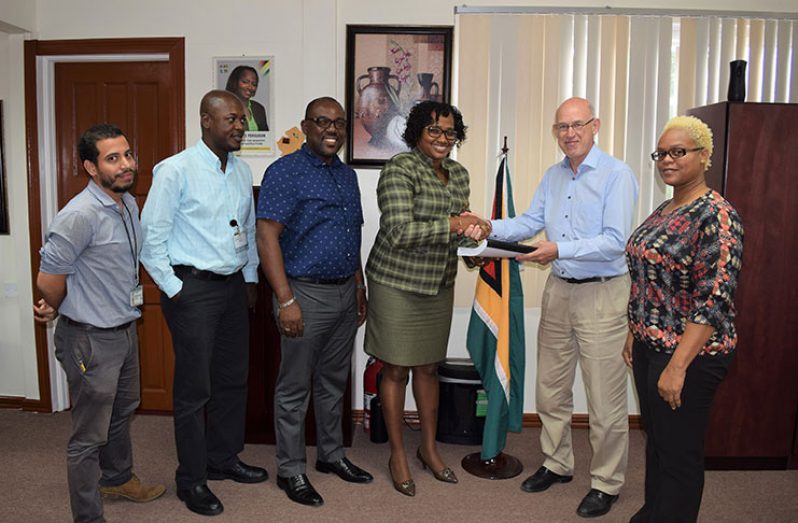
[449, 211, 492, 241]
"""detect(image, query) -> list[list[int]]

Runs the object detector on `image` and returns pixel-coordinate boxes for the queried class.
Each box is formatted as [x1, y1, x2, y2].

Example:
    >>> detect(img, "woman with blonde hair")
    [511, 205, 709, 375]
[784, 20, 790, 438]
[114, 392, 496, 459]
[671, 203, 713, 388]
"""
[624, 115, 744, 522]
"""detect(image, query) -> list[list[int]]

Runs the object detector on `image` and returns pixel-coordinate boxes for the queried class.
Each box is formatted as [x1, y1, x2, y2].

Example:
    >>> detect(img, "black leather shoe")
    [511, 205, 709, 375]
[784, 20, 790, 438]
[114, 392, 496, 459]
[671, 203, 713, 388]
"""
[576, 489, 619, 518]
[176, 484, 223, 516]
[207, 460, 268, 484]
[315, 457, 374, 483]
[277, 474, 324, 507]
[520, 466, 573, 492]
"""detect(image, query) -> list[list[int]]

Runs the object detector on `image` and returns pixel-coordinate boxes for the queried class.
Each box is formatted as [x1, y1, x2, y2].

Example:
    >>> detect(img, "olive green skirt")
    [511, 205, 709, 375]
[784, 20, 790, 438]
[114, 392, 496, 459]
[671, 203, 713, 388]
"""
[364, 281, 454, 367]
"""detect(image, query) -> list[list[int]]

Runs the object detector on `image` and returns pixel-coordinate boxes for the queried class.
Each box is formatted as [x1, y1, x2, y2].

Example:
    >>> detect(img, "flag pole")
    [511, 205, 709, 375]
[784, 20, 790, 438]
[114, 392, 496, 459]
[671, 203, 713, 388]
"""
[461, 137, 523, 480]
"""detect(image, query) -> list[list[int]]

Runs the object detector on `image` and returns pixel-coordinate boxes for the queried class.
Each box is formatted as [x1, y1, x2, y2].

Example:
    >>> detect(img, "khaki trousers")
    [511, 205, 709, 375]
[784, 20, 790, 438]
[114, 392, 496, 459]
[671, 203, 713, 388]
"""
[536, 273, 630, 495]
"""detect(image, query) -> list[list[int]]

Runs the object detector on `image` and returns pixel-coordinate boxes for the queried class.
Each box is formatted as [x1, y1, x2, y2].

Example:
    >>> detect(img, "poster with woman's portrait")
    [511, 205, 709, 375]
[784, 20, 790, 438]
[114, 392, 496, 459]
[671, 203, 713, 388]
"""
[214, 56, 274, 156]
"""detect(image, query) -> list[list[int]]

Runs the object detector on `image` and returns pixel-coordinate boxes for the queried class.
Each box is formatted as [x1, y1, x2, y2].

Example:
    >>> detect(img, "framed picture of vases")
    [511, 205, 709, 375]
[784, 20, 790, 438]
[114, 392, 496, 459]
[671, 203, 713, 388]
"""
[345, 25, 453, 168]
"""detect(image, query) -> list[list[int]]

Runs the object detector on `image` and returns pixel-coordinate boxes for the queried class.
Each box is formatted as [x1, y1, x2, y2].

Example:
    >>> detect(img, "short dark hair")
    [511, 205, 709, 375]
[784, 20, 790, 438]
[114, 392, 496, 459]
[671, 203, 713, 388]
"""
[402, 101, 467, 148]
[225, 65, 258, 93]
[77, 124, 126, 165]
[304, 96, 342, 119]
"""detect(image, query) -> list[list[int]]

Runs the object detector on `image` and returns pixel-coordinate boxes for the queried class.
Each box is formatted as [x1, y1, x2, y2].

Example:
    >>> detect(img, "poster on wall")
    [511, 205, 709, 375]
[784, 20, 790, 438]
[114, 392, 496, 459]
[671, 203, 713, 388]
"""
[214, 56, 275, 156]
[345, 25, 453, 168]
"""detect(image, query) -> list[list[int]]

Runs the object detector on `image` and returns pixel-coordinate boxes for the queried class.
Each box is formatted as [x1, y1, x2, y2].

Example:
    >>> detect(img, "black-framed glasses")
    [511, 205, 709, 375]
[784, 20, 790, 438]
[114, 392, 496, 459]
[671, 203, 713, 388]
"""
[650, 147, 704, 161]
[308, 116, 347, 130]
[553, 117, 595, 134]
[425, 126, 459, 141]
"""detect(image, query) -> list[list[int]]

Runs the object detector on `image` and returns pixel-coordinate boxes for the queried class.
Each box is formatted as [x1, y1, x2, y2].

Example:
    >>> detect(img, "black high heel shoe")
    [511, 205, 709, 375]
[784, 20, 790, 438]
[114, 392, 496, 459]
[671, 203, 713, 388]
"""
[389, 456, 415, 496]
[416, 448, 458, 484]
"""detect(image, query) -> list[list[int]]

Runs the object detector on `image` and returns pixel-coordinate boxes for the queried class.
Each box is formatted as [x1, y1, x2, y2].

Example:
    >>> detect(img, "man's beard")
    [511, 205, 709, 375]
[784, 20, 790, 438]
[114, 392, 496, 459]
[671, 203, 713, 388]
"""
[100, 170, 136, 193]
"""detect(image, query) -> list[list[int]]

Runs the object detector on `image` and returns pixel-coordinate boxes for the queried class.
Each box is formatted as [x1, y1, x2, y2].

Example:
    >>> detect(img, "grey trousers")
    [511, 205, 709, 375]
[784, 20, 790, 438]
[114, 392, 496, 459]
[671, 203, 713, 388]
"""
[55, 319, 140, 523]
[274, 278, 357, 477]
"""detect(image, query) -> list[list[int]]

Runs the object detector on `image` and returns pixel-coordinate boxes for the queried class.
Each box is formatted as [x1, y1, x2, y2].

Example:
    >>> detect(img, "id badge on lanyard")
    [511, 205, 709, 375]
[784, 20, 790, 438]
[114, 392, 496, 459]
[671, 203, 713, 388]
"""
[231, 219, 248, 251]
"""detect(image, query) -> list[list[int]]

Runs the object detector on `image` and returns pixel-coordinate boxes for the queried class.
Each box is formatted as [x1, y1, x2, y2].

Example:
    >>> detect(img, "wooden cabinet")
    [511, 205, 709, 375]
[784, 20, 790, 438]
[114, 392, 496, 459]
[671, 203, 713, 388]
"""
[687, 102, 798, 469]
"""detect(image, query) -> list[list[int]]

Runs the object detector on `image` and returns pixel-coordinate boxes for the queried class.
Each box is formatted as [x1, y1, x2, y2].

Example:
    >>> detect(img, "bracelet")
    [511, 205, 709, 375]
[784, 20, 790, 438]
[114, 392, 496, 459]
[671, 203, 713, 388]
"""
[356, 283, 367, 290]
[278, 296, 296, 310]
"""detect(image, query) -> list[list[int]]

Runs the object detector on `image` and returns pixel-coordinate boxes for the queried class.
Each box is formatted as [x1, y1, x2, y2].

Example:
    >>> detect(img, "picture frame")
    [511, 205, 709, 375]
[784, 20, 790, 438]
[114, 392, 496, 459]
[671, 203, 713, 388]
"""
[0, 101, 8, 234]
[213, 56, 275, 156]
[345, 25, 453, 168]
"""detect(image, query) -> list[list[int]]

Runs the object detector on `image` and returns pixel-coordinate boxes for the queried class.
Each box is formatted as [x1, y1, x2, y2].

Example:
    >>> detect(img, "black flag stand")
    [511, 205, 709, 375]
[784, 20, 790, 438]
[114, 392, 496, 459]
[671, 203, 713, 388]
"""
[461, 136, 523, 480]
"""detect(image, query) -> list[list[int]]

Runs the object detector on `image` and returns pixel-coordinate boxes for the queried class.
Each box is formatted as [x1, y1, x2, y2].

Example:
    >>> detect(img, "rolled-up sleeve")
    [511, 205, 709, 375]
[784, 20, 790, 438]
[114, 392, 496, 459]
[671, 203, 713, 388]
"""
[40, 212, 92, 275]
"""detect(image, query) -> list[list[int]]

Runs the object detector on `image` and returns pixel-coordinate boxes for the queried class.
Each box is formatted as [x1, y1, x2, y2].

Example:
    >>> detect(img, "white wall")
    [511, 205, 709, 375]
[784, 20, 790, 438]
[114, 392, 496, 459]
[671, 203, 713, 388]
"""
[0, 28, 41, 401]
[0, 0, 35, 33]
[1, 0, 796, 413]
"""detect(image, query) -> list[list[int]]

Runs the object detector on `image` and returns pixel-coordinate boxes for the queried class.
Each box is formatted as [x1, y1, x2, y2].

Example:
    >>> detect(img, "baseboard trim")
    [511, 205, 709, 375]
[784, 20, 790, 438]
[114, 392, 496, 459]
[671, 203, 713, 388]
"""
[352, 409, 642, 430]
[0, 396, 53, 413]
[0, 396, 52, 412]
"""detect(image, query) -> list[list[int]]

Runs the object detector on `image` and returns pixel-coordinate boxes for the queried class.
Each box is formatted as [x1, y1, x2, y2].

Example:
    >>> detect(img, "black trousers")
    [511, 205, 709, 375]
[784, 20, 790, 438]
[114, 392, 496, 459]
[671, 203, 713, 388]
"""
[631, 339, 732, 523]
[161, 271, 249, 489]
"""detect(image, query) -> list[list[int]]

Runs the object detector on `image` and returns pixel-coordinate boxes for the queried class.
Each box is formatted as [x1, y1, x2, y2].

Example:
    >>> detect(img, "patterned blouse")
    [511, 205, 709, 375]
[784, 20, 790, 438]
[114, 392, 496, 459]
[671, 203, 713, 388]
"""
[366, 148, 470, 296]
[626, 190, 744, 355]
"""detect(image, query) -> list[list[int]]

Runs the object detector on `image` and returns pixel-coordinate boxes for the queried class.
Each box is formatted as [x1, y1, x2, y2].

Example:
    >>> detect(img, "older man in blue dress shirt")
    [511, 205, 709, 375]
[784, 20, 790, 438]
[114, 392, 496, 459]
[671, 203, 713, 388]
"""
[484, 97, 639, 518]
[141, 90, 267, 517]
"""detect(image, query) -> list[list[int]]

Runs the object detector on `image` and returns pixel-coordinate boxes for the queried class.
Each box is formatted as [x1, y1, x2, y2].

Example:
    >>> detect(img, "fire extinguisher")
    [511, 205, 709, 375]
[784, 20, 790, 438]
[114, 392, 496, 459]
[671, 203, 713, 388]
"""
[363, 356, 383, 432]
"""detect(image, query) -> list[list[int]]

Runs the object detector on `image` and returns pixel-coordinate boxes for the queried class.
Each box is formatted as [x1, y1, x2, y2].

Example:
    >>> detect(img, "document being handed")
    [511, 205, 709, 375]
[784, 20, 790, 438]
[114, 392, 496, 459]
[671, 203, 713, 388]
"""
[457, 239, 537, 258]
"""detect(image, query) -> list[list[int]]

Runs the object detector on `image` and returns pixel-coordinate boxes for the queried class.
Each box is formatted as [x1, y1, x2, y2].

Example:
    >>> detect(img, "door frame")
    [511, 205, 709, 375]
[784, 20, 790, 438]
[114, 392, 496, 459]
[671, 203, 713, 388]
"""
[24, 38, 185, 412]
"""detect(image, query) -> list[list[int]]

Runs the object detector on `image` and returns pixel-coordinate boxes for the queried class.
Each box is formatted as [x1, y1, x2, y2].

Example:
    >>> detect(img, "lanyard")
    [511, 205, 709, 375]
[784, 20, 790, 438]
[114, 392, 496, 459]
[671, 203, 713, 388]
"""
[88, 186, 139, 285]
[119, 200, 139, 285]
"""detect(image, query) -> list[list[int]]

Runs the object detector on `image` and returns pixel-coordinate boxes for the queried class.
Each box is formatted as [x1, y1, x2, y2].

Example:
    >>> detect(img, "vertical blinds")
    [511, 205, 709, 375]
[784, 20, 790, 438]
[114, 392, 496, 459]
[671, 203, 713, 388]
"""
[453, 13, 796, 305]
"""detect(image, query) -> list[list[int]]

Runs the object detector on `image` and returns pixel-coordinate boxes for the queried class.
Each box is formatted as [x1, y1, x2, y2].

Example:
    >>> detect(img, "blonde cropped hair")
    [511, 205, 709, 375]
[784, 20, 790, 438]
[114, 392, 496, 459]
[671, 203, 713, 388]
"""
[661, 115, 714, 170]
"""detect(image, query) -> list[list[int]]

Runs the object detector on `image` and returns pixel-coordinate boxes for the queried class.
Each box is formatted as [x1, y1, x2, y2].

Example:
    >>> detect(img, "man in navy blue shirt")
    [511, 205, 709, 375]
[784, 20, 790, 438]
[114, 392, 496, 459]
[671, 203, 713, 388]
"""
[257, 97, 372, 506]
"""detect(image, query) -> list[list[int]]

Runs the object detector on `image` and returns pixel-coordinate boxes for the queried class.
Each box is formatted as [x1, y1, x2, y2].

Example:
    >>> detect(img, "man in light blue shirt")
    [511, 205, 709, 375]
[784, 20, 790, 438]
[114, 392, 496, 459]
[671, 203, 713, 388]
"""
[141, 90, 267, 517]
[488, 97, 638, 518]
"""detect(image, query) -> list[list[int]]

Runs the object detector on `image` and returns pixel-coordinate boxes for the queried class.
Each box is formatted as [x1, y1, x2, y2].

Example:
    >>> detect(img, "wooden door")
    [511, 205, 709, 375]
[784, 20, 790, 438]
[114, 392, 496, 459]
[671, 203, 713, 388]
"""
[54, 61, 176, 411]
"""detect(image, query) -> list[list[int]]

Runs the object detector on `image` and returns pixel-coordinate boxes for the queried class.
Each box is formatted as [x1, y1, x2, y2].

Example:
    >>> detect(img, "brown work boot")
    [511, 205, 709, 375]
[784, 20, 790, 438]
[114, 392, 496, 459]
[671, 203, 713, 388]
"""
[99, 474, 166, 503]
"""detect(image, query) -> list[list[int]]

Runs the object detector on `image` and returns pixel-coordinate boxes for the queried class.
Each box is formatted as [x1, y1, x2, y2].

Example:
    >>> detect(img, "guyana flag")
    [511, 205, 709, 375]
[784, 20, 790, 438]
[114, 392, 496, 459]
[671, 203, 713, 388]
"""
[466, 155, 525, 460]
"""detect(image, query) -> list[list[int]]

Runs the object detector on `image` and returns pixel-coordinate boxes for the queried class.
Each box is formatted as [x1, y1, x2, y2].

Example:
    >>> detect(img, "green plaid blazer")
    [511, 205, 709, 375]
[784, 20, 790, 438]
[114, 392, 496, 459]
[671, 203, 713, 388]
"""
[366, 148, 471, 295]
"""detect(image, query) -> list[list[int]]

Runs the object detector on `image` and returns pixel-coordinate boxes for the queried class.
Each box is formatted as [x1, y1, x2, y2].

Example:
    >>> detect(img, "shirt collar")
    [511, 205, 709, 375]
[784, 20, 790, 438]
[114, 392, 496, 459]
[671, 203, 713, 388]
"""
[197, 138, 235, 172]
[87, 179, 125, 208]
[559, 143, 601, 175]
[300, 143, 343, 168]
[411, 146, 455, 169]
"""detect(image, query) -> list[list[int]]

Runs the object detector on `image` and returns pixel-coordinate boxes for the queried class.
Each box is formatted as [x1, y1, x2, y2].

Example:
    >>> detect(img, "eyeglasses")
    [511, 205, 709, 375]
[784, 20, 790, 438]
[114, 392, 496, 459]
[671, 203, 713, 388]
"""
[553, 118, 595, 134]
[425, 126, 459, 141]
[308, 116, 347, 130]
[650, 147, 704, 161]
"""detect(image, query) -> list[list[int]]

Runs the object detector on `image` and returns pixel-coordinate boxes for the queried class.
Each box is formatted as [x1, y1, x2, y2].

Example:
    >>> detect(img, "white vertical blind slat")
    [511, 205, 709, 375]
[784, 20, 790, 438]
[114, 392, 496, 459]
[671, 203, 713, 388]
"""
[762, 20, 779, 102]
[775, 20, 793, 102]
[694, 18, 711, 107]
[790, 22, 798, 102]
[559, 16, 575, 101]
[573, 15, 589, 98]
[707, 18, 723, 103]
[586, 15, 603, 112]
